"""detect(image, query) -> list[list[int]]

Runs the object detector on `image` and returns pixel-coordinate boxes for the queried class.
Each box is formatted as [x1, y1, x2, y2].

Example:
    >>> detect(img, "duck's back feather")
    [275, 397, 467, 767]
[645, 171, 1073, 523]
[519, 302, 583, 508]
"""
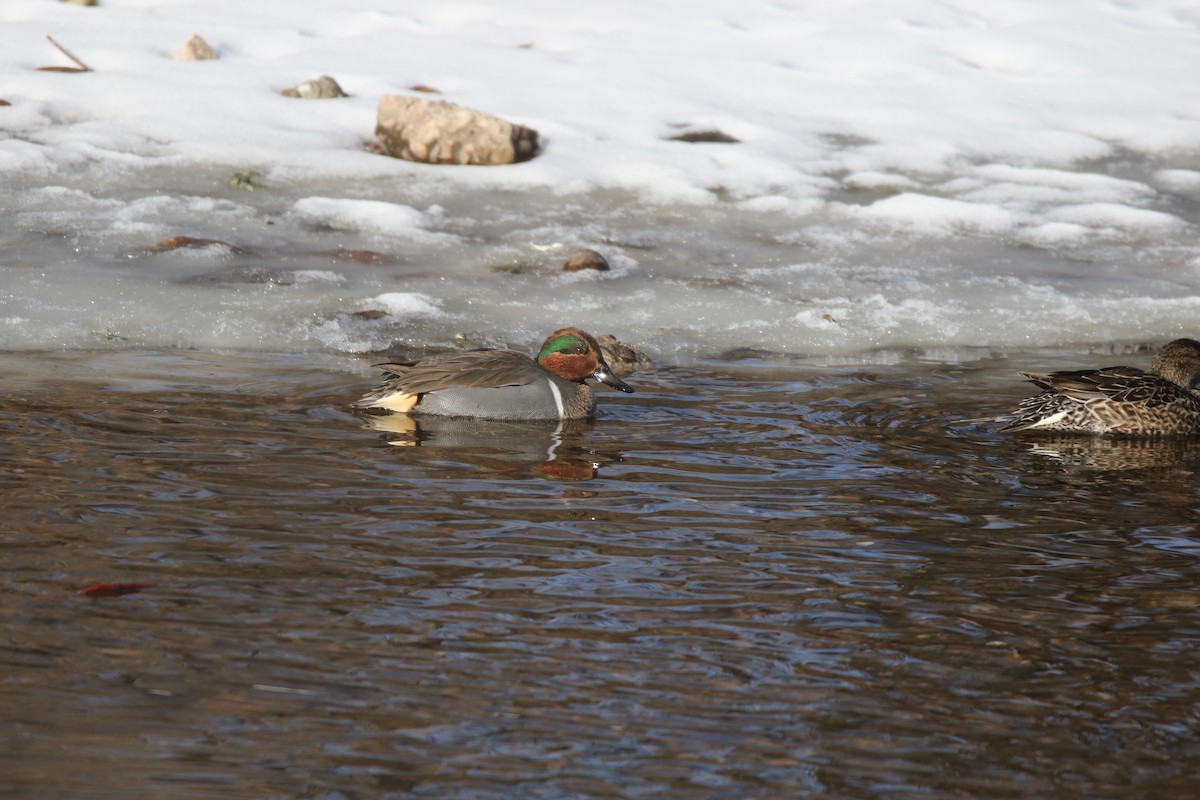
[372, 349, 541, 396]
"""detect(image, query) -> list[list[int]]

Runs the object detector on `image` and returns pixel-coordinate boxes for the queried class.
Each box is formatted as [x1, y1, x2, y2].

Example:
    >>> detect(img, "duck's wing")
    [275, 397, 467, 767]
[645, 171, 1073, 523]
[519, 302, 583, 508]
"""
[1100, 372, 1200, 407]
[998, 391, 1088, 432]
[355, 349, 539, 412]
[365, 348, 536, 395]
[1019, 366, 1149, 400]
[999, 367, 1144, 433]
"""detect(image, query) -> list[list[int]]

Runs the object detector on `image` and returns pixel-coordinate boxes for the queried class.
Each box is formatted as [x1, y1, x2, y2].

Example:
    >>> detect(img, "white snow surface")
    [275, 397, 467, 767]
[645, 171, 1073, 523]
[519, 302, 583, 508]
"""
[2, 0, 1200, 361]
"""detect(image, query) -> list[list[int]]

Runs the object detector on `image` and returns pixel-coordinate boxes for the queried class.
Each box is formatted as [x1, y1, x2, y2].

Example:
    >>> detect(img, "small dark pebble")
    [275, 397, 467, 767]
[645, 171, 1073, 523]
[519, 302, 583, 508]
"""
[562, 248, 610, 272]
[667, 129, 741, 144]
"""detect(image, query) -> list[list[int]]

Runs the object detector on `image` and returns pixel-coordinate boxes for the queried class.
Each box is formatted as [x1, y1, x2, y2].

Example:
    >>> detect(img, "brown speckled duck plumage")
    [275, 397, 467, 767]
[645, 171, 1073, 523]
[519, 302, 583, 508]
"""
[1000, 338, 1200, 435]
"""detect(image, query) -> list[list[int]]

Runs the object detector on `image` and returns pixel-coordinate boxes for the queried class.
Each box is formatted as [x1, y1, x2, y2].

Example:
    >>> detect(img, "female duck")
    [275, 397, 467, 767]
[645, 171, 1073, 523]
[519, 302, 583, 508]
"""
[355, 327, 634, 421]
[1000, 338, 1200, 435]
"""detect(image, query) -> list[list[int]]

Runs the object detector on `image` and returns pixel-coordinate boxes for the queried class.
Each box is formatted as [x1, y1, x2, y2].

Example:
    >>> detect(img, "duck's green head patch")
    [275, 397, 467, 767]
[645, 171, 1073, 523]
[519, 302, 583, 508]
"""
[538, 333, 587, 360]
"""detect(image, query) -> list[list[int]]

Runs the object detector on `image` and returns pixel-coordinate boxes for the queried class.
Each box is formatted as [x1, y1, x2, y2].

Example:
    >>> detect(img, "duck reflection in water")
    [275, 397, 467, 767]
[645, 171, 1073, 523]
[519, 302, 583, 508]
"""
[1016, 434, 1200, 473]
[361, 413, 611, 480]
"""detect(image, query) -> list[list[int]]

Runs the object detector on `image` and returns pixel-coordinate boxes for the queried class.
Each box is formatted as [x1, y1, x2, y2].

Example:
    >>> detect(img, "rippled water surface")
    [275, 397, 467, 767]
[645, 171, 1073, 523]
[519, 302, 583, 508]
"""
[4, 349, 1200, 799]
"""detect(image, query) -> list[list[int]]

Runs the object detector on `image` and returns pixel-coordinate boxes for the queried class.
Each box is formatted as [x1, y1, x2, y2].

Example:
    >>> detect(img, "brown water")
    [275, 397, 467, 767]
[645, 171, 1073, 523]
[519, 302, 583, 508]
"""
[3, 348, 1200, 799]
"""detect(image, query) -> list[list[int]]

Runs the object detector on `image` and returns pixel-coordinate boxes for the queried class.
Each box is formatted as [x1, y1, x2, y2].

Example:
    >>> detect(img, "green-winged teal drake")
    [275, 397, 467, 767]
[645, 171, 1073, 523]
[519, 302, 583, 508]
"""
[355, 327, 635, 420]
[1000, 338, 1200, 435]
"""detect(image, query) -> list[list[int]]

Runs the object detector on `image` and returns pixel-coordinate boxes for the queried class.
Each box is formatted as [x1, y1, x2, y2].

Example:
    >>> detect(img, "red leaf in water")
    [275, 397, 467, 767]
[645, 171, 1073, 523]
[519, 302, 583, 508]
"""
[76, 582, 154, 598]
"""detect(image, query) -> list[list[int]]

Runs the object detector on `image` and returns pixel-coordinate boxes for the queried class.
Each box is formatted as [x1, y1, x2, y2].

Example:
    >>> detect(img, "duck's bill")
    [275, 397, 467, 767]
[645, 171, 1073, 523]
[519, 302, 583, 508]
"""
[592, 366, 635, 393]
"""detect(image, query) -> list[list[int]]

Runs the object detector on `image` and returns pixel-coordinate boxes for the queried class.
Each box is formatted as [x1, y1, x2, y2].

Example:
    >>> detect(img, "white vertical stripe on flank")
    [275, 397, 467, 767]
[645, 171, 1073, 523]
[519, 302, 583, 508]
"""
[547, 381, 566, 418]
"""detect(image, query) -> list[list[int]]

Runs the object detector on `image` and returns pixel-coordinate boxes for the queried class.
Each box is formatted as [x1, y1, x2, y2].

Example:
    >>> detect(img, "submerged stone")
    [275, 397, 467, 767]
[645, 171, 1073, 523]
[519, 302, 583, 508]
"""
[152, 235, 243, 253]
[325, 248, 392, 265]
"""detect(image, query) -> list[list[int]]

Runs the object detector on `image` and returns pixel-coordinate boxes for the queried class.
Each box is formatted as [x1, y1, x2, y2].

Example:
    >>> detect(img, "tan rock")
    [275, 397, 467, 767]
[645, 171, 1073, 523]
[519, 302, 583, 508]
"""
[173, 34, 217, 61]
[561, 248, 610, 272]
[60, 0, 99, 5]
[375, 95, 539, 166]
[282, 75, 347, 99]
